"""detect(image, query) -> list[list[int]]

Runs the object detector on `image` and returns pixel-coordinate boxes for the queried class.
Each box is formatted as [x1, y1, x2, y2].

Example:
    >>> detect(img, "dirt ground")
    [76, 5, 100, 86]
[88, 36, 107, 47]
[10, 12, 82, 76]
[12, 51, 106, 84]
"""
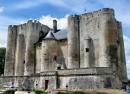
[53, 89, 127, 94]
[15, 91, 35, 94]
[84, 89, 127, 94]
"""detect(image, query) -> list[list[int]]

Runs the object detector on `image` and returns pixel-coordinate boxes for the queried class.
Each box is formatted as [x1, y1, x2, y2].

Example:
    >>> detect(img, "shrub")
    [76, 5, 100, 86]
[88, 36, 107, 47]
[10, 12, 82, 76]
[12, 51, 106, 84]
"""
[57, 92, 67, 94]
[6, 90, 15, 92]
[71, 91, 87, 94]
[35, 90, 48, 94]
[97, 92, 108, 94]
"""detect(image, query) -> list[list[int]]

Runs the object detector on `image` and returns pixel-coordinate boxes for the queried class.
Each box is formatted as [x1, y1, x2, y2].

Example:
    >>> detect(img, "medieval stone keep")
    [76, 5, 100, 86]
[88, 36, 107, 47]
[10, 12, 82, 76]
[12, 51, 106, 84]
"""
[1, 8, 127, 90]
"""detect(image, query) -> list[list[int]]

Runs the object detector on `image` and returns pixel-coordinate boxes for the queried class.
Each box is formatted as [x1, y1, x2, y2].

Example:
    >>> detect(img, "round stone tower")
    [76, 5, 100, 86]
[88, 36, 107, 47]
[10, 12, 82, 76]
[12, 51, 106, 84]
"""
[41, 31, 58, 71]
[99, 8, 117, 67]
[67, 15, 80, 68]
[4, 25, 17, 76]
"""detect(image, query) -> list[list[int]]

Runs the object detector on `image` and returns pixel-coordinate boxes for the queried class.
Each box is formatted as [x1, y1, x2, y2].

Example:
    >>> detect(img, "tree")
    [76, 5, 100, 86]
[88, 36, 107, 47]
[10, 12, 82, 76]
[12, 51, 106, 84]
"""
[0, 47, 6, 75]
[128, 79, 130, 86]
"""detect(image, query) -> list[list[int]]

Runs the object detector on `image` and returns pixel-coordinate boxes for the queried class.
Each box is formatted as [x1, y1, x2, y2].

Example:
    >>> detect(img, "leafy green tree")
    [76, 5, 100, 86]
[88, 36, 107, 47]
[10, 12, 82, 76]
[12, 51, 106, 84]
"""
[0, 47, 6, 75]
[128, 79, 130, 86]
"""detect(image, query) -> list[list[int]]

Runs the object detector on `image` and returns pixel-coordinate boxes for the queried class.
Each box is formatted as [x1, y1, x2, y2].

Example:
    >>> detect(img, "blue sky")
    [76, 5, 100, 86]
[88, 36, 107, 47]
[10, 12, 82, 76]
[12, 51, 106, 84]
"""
[0, 0, 130, 78]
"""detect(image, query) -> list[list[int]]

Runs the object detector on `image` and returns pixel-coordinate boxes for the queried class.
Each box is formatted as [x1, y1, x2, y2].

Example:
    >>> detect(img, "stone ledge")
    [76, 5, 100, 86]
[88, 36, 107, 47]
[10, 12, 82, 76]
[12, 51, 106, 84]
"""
[57, 67, 112, 76]
[1, 67, 112, 77]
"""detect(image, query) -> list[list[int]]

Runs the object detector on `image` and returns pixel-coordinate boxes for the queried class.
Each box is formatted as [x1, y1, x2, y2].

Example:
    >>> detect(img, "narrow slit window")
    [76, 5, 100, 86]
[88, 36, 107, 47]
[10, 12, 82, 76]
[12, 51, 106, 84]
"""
[23, 60, 25, 64]
[86, 48, 89, 52]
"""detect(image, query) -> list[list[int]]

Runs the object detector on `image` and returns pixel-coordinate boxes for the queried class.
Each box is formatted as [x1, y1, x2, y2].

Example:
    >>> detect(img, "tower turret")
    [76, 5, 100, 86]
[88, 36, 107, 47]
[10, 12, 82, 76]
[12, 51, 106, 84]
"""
[41, 31, 58, 71]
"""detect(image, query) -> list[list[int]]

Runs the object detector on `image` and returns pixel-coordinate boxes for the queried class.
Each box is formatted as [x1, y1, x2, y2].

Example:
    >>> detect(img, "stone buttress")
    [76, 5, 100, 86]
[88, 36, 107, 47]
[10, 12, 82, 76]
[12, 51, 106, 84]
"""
[15, 34, 24, 76]
[117, 21, 127, 82]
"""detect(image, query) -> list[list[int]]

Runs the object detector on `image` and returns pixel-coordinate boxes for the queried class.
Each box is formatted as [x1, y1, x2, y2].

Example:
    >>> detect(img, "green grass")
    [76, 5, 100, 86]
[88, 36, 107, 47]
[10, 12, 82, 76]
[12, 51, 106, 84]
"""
[35, 90, 48, 94]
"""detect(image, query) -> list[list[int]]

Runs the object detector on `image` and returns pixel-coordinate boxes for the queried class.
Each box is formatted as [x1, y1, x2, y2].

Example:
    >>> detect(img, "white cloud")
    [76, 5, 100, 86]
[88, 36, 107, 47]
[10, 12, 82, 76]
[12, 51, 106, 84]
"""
[124, 36, 130, 57]
[98, 0, 130, 27]
[0, 43, 6, 48]
[39, 14, 68, 29]
[0, 16, 27, 47]
[0, 7, 4, 13]
[0, 15, 68, 47]
[124, 35, 130, 78]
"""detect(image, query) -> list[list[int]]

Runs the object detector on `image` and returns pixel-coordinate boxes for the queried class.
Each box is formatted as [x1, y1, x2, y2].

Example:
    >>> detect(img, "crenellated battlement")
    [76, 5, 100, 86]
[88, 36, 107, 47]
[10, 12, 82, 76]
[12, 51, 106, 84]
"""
[68, 15, 80, 19]
[68, 8, 115, 27]
[10, 20, 51, 36]
[68, 8, 114, 20]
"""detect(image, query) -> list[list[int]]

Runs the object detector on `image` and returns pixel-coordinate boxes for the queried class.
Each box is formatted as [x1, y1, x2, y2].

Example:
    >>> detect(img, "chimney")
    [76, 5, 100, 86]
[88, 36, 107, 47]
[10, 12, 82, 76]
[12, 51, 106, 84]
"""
[53, 20, 57, 33]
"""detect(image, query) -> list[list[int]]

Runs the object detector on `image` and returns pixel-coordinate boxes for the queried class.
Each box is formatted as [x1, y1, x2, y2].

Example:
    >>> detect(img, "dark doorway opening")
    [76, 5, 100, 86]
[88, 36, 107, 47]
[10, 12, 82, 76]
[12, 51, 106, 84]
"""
[45, 80, 49, 90]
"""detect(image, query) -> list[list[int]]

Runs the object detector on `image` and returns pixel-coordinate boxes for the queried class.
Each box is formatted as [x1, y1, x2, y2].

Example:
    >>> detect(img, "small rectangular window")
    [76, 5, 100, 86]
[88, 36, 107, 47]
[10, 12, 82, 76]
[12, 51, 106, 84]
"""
[86, 48, 89, 52]
[53, 56, 57, 61]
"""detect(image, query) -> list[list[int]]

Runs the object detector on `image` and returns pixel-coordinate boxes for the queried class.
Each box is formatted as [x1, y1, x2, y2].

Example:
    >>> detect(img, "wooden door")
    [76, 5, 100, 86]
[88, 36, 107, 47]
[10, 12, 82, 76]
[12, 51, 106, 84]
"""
[45, 80, 49, 90]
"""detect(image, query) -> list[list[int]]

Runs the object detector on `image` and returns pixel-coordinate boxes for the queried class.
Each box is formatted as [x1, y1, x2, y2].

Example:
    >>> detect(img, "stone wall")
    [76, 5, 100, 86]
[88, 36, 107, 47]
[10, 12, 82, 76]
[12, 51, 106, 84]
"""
[4, 25, 17, 76]
[80, 11, 100, 68]
[41, 39, 58, 71]
[4, 20, 50, 76]
[57, 40, 67, 69]
[15, 34, 24, 76]
[0, 75, 56, 91]
[35, 43, 42, 73]
[67, 8, 127, 83]
[35, 39, 67, 72]
[0, 68, 122, 91]
[117, 21, 127, 82]
[59, 76, 112, 89]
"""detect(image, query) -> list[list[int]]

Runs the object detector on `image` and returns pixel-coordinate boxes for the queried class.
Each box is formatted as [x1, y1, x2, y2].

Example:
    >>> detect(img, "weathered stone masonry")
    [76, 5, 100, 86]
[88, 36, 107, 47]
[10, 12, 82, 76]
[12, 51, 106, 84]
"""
[1, 8, 127, 90]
